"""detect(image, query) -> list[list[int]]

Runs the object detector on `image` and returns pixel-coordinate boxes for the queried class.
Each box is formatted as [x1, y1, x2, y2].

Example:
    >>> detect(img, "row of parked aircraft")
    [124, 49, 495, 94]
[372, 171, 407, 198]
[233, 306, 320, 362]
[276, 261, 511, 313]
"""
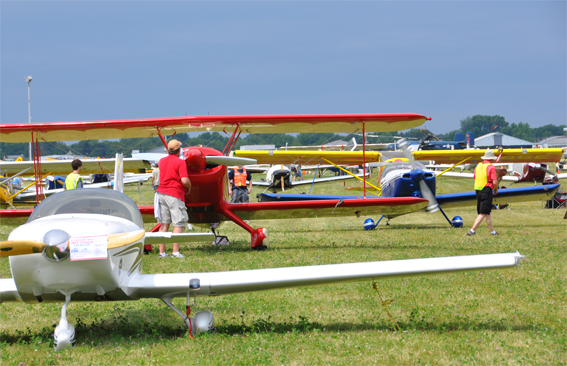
[0, 113, 564, 351]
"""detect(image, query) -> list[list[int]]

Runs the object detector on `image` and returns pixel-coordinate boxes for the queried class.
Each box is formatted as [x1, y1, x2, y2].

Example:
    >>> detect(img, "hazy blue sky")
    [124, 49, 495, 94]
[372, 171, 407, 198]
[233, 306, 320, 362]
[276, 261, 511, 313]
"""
[1, 1, 565, 134]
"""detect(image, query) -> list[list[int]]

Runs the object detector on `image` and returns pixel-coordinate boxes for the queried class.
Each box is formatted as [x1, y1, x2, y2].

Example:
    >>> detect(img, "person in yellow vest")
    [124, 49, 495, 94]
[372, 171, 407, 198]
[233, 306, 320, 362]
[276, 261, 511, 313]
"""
[228, 165, 252, 203]
[467, 149, 499, 236]
[64, 159, 84, 190]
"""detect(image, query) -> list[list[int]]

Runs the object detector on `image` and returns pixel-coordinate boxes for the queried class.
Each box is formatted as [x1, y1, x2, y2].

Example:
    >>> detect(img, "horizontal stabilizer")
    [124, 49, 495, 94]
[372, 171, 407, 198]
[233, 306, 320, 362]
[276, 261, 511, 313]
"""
[144, 232, 215, 244]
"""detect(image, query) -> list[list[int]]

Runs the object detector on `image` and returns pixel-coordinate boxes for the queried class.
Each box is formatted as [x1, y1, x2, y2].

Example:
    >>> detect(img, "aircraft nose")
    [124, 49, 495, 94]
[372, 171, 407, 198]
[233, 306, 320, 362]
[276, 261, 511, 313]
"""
[410, 169, 424, 183]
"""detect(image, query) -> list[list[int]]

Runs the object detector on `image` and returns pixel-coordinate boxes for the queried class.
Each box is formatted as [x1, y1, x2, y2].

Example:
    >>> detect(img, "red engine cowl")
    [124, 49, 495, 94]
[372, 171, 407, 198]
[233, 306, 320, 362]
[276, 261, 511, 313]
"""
[184, 148, 207, 173]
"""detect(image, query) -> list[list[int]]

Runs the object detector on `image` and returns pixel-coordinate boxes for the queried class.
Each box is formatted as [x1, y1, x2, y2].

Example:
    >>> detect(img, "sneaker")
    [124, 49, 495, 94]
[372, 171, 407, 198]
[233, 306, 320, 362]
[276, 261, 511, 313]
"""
[466, 230, 475, 236]
[171, 252, 186, 258]
[158, 253, 169, 259]
[491, 232, 499, 236]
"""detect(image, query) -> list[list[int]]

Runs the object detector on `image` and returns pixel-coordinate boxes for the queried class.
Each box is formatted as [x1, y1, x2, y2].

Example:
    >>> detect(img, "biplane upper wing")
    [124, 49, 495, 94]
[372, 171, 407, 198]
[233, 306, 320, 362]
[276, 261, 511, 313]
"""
[233, 150, 384, 165]
[0, 114, 429, 143]
[413, 148, 564, 164]
[0, 159, 151, 176]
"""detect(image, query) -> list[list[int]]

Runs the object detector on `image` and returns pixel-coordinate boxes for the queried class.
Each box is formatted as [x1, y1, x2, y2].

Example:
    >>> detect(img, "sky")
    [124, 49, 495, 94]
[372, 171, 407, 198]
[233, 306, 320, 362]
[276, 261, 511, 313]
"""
[1, 1, 565, 135]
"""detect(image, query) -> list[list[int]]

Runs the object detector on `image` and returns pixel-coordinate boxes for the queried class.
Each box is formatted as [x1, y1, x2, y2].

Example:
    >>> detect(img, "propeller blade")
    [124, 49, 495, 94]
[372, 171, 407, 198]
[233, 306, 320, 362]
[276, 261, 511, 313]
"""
[0, 240, 47, 257]
[281, 165, 285, 191]
[419, 180, 439, 213]
[206, 156, 257, 166]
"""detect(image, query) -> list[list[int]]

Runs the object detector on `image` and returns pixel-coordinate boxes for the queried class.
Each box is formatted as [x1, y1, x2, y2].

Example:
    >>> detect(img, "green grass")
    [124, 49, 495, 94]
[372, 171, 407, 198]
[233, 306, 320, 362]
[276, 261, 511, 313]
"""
[1, 176, 566, 365]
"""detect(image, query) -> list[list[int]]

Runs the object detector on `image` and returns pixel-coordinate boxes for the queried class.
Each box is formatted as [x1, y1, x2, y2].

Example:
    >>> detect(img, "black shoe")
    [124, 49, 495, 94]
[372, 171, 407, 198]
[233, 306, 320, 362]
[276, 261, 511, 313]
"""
[466, 230, 475, 236]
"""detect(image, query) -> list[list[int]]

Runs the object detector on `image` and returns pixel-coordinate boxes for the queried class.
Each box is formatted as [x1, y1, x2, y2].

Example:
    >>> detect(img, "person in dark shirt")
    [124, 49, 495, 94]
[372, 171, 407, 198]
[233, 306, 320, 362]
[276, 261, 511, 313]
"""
[228, 165, 252, 203]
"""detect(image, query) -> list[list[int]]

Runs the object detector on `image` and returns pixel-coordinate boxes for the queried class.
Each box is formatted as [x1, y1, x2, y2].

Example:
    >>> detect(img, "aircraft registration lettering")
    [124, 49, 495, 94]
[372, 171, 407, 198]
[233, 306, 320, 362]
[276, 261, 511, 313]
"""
[69, 235, 108, 261]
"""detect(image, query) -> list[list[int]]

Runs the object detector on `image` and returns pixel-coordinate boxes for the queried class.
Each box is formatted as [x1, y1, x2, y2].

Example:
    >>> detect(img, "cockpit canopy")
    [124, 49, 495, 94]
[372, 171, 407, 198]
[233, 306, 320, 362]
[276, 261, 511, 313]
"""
[380, 160, 427, 178]
[28, 189, 143, 228]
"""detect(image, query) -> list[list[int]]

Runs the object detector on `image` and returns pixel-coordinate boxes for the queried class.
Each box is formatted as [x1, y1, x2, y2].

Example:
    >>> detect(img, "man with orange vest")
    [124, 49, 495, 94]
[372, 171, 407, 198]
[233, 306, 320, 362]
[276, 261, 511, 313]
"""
[467, 149, 499, 236]
[228, 165, 252, 203]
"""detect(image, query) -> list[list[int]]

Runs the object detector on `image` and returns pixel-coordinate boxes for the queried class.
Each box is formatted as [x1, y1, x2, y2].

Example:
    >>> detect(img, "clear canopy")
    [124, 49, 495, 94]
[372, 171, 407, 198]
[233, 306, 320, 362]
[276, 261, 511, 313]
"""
[380, 160, 426, 178]
[28, 188, 143, 228]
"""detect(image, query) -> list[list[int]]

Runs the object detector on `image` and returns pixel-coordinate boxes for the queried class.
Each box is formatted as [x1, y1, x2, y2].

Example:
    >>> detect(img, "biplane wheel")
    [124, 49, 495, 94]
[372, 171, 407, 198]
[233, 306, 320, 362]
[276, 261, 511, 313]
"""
[253, 245, 268, 251]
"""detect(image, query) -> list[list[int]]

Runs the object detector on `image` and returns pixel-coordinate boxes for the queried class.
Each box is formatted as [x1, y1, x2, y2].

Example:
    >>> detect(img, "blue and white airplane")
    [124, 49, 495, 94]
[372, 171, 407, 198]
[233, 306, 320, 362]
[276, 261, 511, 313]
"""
[257, 159, 560, 228]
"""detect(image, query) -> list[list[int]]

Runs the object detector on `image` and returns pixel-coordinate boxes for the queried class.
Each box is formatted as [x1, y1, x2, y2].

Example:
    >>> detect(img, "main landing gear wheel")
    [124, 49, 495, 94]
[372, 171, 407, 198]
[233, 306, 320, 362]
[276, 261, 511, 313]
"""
[251, 228, 269, 250]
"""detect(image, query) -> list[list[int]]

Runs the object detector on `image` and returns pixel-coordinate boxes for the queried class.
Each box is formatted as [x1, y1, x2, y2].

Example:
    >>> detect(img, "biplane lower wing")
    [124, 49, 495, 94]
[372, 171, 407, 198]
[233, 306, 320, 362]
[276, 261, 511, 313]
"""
[226, 197, 428, 220]
[0, 209, 33, 226]
[435, 184, 560, 209]
[136, 198, 428, 223]
[125, 252, 522, 299]
[257, 184, 560, 215]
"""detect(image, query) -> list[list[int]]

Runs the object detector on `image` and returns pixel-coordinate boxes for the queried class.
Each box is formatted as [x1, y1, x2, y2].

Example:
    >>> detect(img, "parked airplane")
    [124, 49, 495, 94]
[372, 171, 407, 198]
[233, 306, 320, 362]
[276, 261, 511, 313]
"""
[255, 156, 561, 227]
[0, 113, 433, 249]
[0, 187, 525, 351]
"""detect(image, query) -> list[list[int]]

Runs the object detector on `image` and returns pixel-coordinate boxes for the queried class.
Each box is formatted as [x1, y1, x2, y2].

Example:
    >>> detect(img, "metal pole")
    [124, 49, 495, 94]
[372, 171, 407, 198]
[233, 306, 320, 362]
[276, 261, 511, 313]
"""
[25, 76, 32, 161]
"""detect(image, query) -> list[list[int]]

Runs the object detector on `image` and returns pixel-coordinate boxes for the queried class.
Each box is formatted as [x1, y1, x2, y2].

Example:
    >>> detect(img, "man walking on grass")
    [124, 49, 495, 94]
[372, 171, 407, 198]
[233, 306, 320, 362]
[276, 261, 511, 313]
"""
[467, 149, 499, 236]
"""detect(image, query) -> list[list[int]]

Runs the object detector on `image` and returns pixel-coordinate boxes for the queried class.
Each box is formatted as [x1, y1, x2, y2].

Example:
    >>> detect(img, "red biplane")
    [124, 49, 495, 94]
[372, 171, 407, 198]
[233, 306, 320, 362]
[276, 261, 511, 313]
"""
[0, 113, 432, 249]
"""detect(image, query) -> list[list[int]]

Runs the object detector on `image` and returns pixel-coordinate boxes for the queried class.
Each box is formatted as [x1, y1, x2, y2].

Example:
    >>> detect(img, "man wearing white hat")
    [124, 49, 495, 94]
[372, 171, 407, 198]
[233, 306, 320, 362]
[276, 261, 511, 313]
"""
[467, 149, 499, 236]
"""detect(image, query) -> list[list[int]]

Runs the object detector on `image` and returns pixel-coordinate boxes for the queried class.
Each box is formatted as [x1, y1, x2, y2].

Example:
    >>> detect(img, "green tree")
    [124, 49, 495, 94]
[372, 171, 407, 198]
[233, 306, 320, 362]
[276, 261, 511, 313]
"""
[501, 122, 534, 142]
[460, 115, 509, 137]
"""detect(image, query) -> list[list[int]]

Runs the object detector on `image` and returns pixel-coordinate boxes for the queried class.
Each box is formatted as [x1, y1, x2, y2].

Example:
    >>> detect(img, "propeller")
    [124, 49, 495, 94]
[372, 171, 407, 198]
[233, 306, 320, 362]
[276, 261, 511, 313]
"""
[206, 156, 257, 166]
[0, 230, 146, 258]
[399, 140, 440, 213]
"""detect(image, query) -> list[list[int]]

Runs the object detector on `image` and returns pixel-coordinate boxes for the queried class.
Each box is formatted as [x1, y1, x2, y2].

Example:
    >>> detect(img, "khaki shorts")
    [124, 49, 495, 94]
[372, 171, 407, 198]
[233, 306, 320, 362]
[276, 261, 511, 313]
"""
[158, 193, 188, 227]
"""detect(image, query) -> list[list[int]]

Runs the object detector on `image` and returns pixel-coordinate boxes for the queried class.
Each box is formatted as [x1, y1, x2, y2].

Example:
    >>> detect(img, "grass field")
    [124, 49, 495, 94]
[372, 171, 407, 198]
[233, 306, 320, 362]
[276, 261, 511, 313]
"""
[1, 174, 566, 365]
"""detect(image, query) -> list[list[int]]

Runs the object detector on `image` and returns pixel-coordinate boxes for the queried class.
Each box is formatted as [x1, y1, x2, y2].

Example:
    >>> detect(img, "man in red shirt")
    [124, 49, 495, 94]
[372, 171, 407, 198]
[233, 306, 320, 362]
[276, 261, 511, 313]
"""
[156, 140, 192, 258]
[467, 149, 499, 236]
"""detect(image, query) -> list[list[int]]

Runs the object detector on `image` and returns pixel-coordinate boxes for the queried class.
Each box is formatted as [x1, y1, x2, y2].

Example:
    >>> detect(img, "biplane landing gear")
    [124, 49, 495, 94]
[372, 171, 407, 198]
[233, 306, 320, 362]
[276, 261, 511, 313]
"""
[251, 228, 269, 251]
[54, 293, 75, 352]
[211, 224, 230, 246]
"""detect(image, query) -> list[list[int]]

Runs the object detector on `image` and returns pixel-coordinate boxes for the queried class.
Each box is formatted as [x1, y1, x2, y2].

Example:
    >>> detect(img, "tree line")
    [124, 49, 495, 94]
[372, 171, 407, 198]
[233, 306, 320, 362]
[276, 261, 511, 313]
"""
[1, 115, 565, 159]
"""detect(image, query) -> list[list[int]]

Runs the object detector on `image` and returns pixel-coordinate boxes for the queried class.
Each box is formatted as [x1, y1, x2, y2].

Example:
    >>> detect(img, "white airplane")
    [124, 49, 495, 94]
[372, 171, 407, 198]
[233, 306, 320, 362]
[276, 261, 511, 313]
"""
[0, 188, 524, 351]
[252, 164, 368, 193]
[0, 114, 526, 352]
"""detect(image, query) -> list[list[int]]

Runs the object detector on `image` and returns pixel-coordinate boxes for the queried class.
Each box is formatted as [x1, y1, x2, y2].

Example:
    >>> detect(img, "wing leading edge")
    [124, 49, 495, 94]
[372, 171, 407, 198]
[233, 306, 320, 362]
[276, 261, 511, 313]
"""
[125, 252, 523, 299]
[1, 113, 429, 143]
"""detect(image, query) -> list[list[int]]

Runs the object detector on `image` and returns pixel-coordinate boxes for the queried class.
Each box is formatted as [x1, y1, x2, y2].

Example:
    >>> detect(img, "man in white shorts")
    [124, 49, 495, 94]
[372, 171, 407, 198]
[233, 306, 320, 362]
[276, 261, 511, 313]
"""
[156, 140, 191, 258]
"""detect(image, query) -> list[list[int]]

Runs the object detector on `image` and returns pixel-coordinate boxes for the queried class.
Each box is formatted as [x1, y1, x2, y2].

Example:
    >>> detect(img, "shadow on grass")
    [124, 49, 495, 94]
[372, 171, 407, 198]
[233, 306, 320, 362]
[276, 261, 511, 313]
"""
[0, 311, 550, 346]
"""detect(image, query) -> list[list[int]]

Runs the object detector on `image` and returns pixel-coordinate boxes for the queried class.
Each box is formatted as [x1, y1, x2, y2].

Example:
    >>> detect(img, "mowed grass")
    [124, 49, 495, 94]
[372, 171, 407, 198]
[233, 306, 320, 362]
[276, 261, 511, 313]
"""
[0, 174, 566, 365]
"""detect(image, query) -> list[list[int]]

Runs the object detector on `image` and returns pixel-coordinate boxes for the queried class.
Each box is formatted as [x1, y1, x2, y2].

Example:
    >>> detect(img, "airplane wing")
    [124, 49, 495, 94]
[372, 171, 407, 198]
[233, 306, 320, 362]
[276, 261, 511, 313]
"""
[438, 171, 520, 182]
[226, 197, 428, 220]
[413, 148, 564, 164]
[290, 173, 369, 187]
[14, 174, 152, 201]
[251, 173, 368, 188]
[138, 196, 429, 223]
[233, 150, 383, 165]
[125, 252, 523, 299]
[0, 159, 151, 176]
[436, 184, 560, 209]
[0, 113, 430, 143]
[0, 209, 33, 226]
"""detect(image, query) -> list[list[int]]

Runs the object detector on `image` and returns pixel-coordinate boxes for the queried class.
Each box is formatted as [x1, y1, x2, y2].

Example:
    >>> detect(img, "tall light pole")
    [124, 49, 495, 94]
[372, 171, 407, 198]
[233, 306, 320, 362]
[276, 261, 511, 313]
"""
[25, 75, 32, 161]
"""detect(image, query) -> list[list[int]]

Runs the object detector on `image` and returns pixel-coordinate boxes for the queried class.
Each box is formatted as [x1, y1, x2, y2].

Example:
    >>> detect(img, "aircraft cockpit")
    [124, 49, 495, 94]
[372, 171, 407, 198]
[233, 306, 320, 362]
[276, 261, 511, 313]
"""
[28, 189, 143, 228]
[380, 160, 427, 177]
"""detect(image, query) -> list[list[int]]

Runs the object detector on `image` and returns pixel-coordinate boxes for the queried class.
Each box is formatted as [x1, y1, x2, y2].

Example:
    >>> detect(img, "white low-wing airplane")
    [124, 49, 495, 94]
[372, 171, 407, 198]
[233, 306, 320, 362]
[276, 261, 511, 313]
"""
[1, 188, 524, 351]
